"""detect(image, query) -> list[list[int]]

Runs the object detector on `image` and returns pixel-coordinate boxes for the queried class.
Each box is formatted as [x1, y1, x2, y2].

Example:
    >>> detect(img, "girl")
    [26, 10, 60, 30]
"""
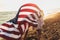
[0, 3, 44, 40]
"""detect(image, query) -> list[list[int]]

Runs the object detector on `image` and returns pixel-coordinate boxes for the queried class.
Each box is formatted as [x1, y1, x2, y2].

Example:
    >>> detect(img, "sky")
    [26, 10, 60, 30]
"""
[0, 0, 60, 15]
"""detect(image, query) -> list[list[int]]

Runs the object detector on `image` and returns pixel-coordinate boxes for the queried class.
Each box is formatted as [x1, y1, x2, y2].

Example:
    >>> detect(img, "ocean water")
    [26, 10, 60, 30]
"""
[0, 11, 17, 24]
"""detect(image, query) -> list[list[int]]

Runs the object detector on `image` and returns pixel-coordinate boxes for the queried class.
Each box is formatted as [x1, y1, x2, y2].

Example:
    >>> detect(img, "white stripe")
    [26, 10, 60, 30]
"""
[21, 6, 40, 16]
[0, 25, 19, 32]
[25, 23, 28, 32]
[4, 22, 13, 25]
[13, 24, 18, 28]
[21, 24, 25, 32]
[19, 12, 37, 21]
[18, 18, 38, 25]
[19, 12, 32, 15]
[0, 29, 21, 39]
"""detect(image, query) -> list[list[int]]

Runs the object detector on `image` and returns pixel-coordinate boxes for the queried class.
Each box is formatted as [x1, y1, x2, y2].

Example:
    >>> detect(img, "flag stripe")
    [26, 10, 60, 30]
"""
[21, 6, 39, 12]
[19, 12, 38, 21]
[0, 25, 19, 32]
[21, 3, 41, 11]
[21, 24, 25, 32]
[0, 29, 20, 35]
[17, 18, 38, 24]
[0, 31, 21, 39]
[2, 23, 14, 28]
[20, 9, 38, 17]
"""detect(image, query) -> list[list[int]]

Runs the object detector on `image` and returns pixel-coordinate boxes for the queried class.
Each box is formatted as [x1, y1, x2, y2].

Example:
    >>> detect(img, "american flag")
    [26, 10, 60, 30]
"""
[0, 3, 44, 40]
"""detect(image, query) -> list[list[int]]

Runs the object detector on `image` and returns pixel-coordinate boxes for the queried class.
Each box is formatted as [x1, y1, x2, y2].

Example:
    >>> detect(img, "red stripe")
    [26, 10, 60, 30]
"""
[21, 3, 41, 11]
[17, 17, 35, 24]
[23, 23, 26, 31]
[18, 15, 27, 18]
[17, 22, 29, 32]
[17, 21, 35, 26]
[18, 14, 37, 22]
[24, 23, 30, 31]
[17, 14, 37, 24]
[17, 19, 27, 24]
[0, 28, 20, 35]
[20, 9, 37, 13]
[18, 25, 24, 34]
[2, 23, 14, 28]
[20, 9, 38, 16]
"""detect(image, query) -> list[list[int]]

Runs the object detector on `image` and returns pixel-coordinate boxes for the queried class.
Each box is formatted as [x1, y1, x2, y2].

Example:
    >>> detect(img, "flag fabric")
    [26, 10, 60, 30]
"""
[0, 3, 44, 40]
